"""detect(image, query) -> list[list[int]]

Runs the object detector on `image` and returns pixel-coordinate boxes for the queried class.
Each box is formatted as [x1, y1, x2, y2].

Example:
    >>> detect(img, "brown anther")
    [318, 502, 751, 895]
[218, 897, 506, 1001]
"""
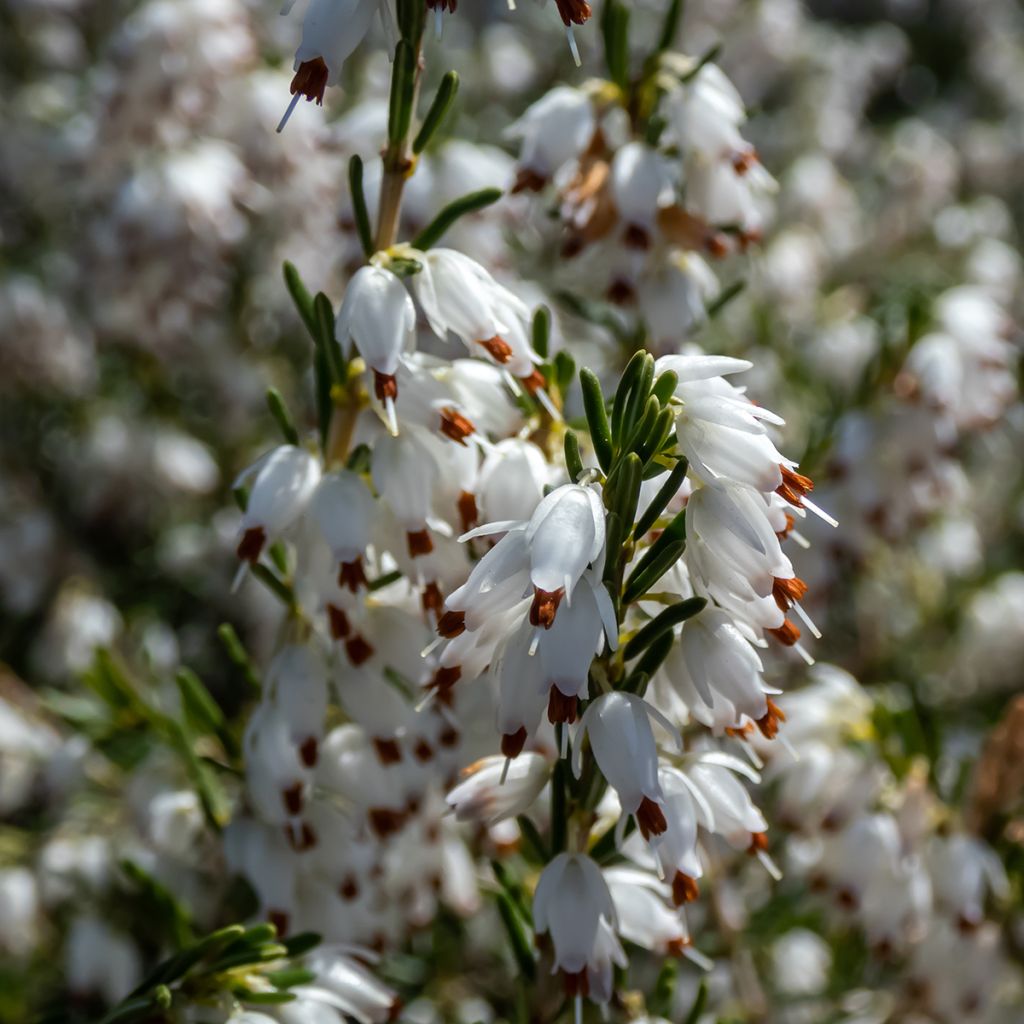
[236, 525, 266, 564]
[430, 664, 461, 693]
[299, 736, 319, 768]
[705, 232, 731, 258]
[421, 581, 444, 614]
[768, 619, 801, 646]
[289, 57, 329, 106]
[439, 725, 460, 748]
[731, 148, 758, 175]
[457, 490, 478, 532]
[748, 831, 770, 855]
[339, 875, 359, 900]
[479, 336, 513, 363]
[756, 697, 787, 740]
[547, 687, 579, 725]
[957, 912, 982, 934]
[345, 633, 375, 666]
[373, 370, 398, 402]
[836, 888, 858, 910]
[426, 0, 457, 11]
[414, 739, 434, 762]
[666, 937, 693, 958]
[282, 782, 304, 816]
[725, 722, 755, 739]
[511, 167, 547, 194]
[439, 406, 475, 445]
[672, 871, 700, 905]
[286, 821, 317, 852]
[368, 808, 407, 838]
[562, 969, 590, 997]
[738, 228, 762, 250]
[437, 609, 466, 638]
[776, 465, 814, 508]
[519, 369, 548, 395]
[772, 575, 808, 611]
[501, 726, 529, 759]
[406, 528, 433, 558]
[606, 278, 636, 305]
[637, 796, 668, 839]
[555, 0, 592, 25]
[338, 557, 367, 592]
[623, 223, 651, 249]
[775, 512, 796, 541]
[327, 603, 351, 639]
[373, 737, 403, 765]
[268, 909, 290, 938]
[530, 587, 565, 629]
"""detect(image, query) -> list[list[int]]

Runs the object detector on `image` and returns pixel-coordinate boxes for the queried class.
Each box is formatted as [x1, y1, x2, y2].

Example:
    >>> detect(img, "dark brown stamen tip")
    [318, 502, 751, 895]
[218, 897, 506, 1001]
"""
[327, 603, 351, 640]
[519, 368, 547, 395]
[374, 370, 398, 402]
[529, 587, 565, 629]
[338, 557, 367, 593]
[236, 525, 266, 564]
[414, 738, 434, 762]
[285, 821, 317, 852]
[606, 278, 636, 305]
[776, 511, 796, 541]
[637, 796, 668, 839]
[731, 148, 758, 175]
[368, 808, 406, 838]
[776, 465, 814, 508]
[511, 167, 547, 193]
[562, 968, 590, 996]
[623, 223, 651, 249]
[339, 875, 359, 900]
[282, 782, 304, 816]
[457, 490, 478, 532]
[756, 697, 787, 740]
[705, 232, 731, 259]
[437, 609, 466, 638]
[289, 57, 329, 105]
[555, 0, 592, 26]
[438, 725, 459, 748]
[268, 909, 290, 938]
[299, 736, 319, 768]
[748, 831, 769, 855]
[672, 871, 700, 905]
[547, 686, 579, 725]
[373, 737, 403, 765]
[768, 619, 801, 647]
[430, 664, 461, 693]
[345, 633, 375, 666]
[772, 575, 808, 611]
[406, 528, 433, 558]
[500, 726, 529, 759]
[479, 336, 513, 363]
[439, 406, 475, 445]
[421, 581, 444, 615]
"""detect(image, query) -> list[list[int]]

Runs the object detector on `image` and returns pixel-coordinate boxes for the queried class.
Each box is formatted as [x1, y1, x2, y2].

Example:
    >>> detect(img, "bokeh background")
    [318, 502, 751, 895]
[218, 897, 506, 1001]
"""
[2, 0, 1023, 1019]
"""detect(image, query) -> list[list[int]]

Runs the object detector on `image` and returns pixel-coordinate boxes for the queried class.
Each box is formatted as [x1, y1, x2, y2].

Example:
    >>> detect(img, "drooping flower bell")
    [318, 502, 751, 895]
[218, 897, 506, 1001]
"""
[335, 265, 416, 435]
[310, 470, 376, 592]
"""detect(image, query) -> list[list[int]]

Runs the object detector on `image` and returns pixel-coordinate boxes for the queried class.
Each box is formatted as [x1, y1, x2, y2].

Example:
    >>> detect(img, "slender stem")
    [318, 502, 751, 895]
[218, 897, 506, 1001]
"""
[375, 30, 426, 250]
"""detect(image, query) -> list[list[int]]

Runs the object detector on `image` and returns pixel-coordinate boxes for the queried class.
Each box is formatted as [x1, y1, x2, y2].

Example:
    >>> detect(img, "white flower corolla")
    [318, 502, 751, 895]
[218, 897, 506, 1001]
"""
[604, 867, 697, 959]
[637, 254, 719, 346]
[663, 62, 747, 159]
[685, 751, 768, 851]
[446, 752, 550, 825]
[609, 142, 675, 247]
[266, 644, 329, 760]
[667, 606, 779, 736]
[65, 915, 141, 1006]
[573, 692, 680, 839]
[0, 867, 40, 957]
[585, 918, 628, 1005]
[646, 766, 703, 904]
[478, 439, 551, 524]
[277, 0, 380, 131]
[494, 620, 549, 758]
[507, 86, 596, 191]
[285, 948, 398, 1024]
[686, 158, 777, 238]
[533, 852, 616, 978]
[335, 662, 415, 753]
[224, 818, 297, 935]
[311, 470, 377, 592]
[370, 427, 442, 558]
[537, 572, 617, 725]
[926, 834, 1007, 928]
[335, 265, 416, 435]
[412, 248, 530, 369]
[236, 445, 322, 564]
[772, 929, 832, 997]
[316, 725, 407, 831]
[244, 701, 313, 823]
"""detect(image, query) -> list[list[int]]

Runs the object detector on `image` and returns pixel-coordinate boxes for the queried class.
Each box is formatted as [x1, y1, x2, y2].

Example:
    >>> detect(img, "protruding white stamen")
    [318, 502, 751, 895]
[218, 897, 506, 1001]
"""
[574, 994, 582, 1024]
[789, 528, 811, 549]
[683, 945, 715, 972]
[434, 7, 443, 38]
[756, 848, 783, 881]
[420, 635, 444, 658]
[794, 642, 816, 666]
[802, 496, 838, 528]
[231, 562, 250, 593]
[566, 26, 581, 67]
[499, 756, 511, 785]
[792, 600, 822, 639]
[276, 92, 302, 134]
[385, 396, 399, 437]
[560, 726, 569, 760]
[535, 386, 562, 421]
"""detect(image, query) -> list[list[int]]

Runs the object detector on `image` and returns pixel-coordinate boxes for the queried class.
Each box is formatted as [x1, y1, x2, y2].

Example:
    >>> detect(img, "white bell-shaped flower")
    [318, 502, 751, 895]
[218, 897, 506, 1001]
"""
[236, 445, 322, 563]
[310, 470, 376, 591]
[494, 620, 549, 758]
[663, 62, 747, 158]
[446, 752, 550, 825]
[507, 86, 596, 191]
[573, 692, 680, 839]
[610, 142, 675, 248]
[336, 265, 416, 435]
[533, 852, 616, 975]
